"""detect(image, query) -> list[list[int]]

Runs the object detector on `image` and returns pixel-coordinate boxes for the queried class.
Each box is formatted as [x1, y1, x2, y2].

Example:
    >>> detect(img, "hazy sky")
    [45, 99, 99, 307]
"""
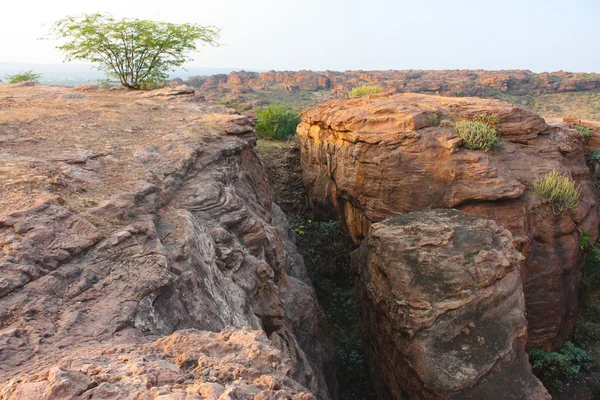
[1, 0, 598, 72]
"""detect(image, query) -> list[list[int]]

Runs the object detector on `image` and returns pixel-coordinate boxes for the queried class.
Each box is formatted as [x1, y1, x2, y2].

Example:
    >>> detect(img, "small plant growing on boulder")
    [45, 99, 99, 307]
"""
[534, 170, 580, 214]
[471, 112, 500, 128]
[454, 120, 498, 151]
[255, 105, 300, 140]
[426, 113, 440, 127]
[348, 85, 383, 98]
[6, 70, 41, 83]
[576, 125, 592, 138]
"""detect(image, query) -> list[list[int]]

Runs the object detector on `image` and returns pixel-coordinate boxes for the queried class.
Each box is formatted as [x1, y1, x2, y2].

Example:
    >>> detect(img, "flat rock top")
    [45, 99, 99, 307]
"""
[300, 92, 547, 141]
[0, 84, 251, 219]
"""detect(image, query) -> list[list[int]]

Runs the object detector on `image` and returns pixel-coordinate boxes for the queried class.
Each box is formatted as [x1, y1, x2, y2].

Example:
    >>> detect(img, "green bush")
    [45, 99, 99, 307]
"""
[348, 85, 383, 98]
[454, 120, 499, 151]
[255, 105, 300, 140]
[471, 112, 500, 127]
[591, 149, 600, 163]
[5, 70, 41, 83]
[533, 171, 580, 213]
[576, 125, 592, 138]
[528, 342, 596, 390]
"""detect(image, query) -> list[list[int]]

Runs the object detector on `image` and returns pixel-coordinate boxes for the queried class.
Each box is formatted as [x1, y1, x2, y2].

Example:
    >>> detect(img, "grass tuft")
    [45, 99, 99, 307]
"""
[533, 170, 580, 214]
[454, 120, 498, 151]
[348, 85, 383, 98]
[5, 70, 41, 84]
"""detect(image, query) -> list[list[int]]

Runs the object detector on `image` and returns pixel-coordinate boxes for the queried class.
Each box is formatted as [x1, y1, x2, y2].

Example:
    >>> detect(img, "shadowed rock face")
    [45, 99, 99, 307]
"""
[297, 93, 600, 350]
[352, 209, 550, 400]
[0, 327, 317, 399]
[0, 84, 335, 399]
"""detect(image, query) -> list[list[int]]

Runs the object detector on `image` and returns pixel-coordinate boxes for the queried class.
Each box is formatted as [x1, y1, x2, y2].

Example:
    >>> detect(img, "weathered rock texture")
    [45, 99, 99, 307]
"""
[183, 69, 600, 99]
[0, 327, 316, 400]
[0, 84, 335, 399]
[298, 93, 600, 350]
[352, 210, 550, 400]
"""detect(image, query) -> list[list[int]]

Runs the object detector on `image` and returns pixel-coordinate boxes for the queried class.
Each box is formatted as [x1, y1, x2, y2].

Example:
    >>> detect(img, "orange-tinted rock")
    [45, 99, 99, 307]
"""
[0, 328, 316, 399]
[352, 210, 550, 400]
[298, 93, 600, 350]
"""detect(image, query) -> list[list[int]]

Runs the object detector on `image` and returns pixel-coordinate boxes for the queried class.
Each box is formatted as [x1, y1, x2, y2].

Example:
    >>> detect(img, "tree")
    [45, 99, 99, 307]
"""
[50, 13, 219, 89]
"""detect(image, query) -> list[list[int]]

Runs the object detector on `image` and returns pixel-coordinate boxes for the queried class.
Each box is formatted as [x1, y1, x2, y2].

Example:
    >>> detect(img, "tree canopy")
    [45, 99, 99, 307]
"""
[50, 13, 220, 89]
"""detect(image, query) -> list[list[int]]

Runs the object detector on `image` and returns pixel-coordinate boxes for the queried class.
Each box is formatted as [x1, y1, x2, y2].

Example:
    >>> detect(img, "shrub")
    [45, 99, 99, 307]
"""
[591, 149, 600, 163]
[255, 105, 300, 140]
[348, 85, 383, 98]
[528, 342, 596, 390]
[6, 70, 41, 83]
[471, 112, 500, 127]
[426, 113, 440, 127]
[533, 171, 580, 214]
[454, 120, 498, 151]
[576, 125, 592, 138]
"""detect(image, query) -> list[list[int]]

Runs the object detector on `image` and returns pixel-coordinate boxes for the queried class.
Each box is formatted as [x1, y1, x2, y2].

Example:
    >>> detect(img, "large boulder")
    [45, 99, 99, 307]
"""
[297, 93, 599, 350]
[352, 209, 550, 400]
[0, 84, 336, 399]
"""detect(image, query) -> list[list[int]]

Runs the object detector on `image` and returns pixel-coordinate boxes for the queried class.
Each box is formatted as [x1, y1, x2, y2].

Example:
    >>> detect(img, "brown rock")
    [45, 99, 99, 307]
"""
[352, 209, 550, 400]
[0, 328, 316, 399]
[298, 93, 600, 349]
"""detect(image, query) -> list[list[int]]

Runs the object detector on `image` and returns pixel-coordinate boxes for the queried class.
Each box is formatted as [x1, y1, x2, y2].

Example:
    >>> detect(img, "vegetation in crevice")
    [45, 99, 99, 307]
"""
[533, 170, 580, 214]
[292, 217, 376, 400]
[454, 119, 499, 151]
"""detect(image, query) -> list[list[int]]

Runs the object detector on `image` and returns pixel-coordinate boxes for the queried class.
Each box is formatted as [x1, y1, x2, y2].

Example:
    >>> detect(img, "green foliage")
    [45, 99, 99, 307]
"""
[455, 91, 466, 97]
[426, 112, 440, 127]
[591, 149, 600, 163]
[580, 229, 592, 250]
[5, 70, 41, 83]
[528, 342, 596, 390]
[454, 120, 499, 151]
[348, 85, 383, 98]
[255, 105, 300, 140]
[533, 171, 580, 214]
[49, 13, 219, 89]
[576, 125, 592, 138]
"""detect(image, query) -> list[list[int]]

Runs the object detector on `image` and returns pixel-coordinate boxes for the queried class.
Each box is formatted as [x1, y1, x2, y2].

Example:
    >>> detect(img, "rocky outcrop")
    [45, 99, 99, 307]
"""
[298, 93, 600, 350]
[182, 69, 600, 99]
[0, 327, 316, 399]
[352, 209, 550, 400]
[0, 84, 335, 399]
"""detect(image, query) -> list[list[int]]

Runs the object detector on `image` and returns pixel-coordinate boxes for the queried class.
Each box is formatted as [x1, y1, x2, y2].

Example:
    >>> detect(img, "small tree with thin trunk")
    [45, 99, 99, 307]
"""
[50, 13, 219, 89]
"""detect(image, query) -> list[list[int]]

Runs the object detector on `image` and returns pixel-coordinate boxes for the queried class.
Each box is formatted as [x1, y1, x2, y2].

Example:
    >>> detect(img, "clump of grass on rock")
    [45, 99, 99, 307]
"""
[534, 170, 580, 214]
[6, 70, 41, 84]
[255, 104, 300, 140]
[454, 120, 499, 151]
[348, 85, 383, 98]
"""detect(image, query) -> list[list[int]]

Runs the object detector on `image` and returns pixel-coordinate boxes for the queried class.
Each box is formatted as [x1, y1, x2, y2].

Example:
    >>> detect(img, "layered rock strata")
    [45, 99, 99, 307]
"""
[0, 84, 335, 399]
[297, 93, 599, 349]
[352, 209, 550, 400]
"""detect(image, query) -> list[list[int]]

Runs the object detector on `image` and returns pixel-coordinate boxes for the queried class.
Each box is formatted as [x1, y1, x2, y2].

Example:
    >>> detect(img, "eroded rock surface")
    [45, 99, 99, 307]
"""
[0, 85, 335, 399]
[298, 93, 599, 349]
[352, 209, 550, 400]
[0, 327, 316, 400]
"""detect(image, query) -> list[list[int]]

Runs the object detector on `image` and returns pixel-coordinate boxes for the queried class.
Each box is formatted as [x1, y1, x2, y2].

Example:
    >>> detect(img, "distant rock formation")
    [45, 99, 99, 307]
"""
[0, 84, 335, 399]
[352, 210, 550, 400]
[181, 69, 600, 98]
[297, 93, 600, 350]
[0, 327, 316, 399]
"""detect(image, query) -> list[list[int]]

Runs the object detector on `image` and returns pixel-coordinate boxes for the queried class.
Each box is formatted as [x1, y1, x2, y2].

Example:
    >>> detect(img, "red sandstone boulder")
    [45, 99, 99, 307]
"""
[352, 209, 550, 400]
[297, 93, 600, 350]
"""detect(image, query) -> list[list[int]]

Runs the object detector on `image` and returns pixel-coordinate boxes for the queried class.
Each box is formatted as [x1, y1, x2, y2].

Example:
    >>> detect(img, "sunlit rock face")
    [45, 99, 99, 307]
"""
[0, 84, 336, 400]
[298, 92, 599, 350]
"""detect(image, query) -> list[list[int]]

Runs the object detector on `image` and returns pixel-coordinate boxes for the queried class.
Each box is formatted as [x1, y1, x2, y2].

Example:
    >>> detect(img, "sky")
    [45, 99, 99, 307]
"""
[1, 0, 599, 73]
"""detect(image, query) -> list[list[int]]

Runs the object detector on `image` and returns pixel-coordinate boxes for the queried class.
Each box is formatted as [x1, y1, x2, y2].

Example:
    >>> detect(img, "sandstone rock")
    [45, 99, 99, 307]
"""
[0, 327, 316, 399]
[0, 84, 336, 399]
[298, 93, 600, 349]
[352, 209, 550, 400]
